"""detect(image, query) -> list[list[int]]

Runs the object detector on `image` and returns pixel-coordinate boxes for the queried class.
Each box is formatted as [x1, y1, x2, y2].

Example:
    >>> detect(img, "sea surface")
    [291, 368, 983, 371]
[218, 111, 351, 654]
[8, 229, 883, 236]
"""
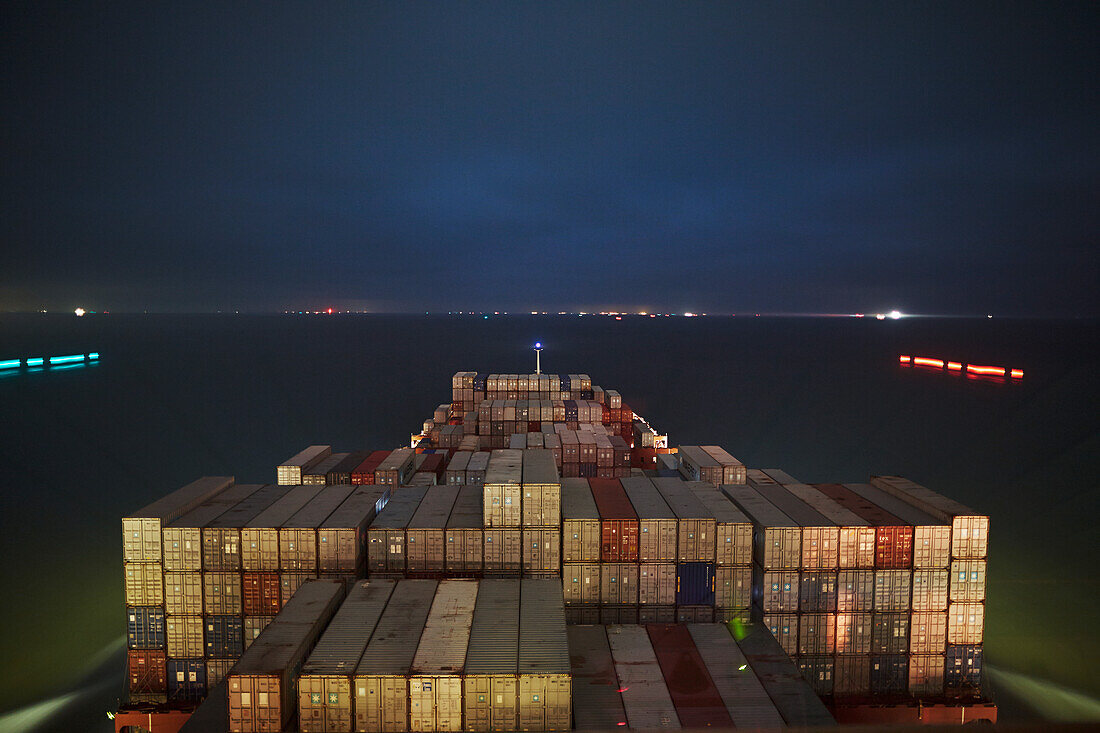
[0, 313, 1096, 731]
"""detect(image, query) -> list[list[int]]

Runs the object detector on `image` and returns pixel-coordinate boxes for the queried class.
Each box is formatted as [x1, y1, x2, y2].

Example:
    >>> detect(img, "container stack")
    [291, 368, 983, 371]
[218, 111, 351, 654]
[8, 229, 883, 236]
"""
[520, 449, 561, 578]
[297, 580, 396, 732]
[278, 447, 331, 486]
[871, 476, 988, 698]
[124, 477, 234, 703]
[620, 477, 677, 623]
[119, 369, 993, 730]
[227, 579, 346, 732]
[650, 477, 720, 623]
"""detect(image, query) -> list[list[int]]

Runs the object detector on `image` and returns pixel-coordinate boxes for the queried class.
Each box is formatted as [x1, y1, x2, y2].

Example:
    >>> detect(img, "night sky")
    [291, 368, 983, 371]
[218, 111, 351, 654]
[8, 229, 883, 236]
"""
[2, 3, 1097, 316]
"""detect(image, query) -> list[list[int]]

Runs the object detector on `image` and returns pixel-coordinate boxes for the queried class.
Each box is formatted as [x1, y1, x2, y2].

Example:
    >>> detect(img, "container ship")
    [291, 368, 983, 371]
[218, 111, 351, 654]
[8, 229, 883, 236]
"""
[117, 370, 995, 732]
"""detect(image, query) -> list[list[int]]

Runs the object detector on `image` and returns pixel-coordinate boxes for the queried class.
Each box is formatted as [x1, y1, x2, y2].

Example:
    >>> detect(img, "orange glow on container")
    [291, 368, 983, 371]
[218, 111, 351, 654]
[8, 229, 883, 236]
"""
[967, 364, 1005, 376]
[1010, 369, 1024, 378]
[913, 357, 945, 368]
[947, 362, 962, 371]
[899, 355, 911, 363]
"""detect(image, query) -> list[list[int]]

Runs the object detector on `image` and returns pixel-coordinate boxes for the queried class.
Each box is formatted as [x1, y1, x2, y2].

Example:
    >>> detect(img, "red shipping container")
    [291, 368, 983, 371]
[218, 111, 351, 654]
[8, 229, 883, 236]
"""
[416, 452, 445, 480]
[128, 649, 167, 693]
[646, 624, 733, 728]
[242, 572, 282, 615]
[601, 404, 611, 424]
[350, 450, 389, 485]
[562, 463, 580, 478]
[528, 421, 540, 432]
[815, 483, 914, 569]
[589, 478, 639, 562]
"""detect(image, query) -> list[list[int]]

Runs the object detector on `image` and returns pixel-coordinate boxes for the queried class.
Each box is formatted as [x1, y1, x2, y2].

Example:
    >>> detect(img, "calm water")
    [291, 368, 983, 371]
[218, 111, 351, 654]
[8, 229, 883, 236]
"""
[0, 314, 1096, 729]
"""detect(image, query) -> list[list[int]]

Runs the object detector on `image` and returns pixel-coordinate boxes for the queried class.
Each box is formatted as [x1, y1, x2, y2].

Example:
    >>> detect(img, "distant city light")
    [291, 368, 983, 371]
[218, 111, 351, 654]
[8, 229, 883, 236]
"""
[889, 310, 902, 319]
[74, 307, 85, 317]
[875, 313, 886, 320]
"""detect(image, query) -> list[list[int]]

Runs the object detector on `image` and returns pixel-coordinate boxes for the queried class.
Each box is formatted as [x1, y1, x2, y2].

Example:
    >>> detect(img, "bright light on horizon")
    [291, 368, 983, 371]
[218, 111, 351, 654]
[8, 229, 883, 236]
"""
[74, 307, 85, 317]
[889, 310, 903, 320]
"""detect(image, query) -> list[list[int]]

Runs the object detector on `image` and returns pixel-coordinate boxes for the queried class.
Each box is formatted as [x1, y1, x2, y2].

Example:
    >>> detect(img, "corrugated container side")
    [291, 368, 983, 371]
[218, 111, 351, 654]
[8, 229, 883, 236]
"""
[721, 484, 800, 570]
[562, 563, 601, 606]
[651, 477, 717, 562]
[912, 569, 950, 611]
[869, 476, 988, 559]
[619, 476, 677, 562]
[410, 580, 479, 733]
[465, 580, 521, 732]
[318, 485, 390, 572]
[872, 612, 910, 654]
[279, 484, 356, 572]
[646, 624, 732, 727]
[521, 527, 561, 575]
[797, 656, 835, 696]
[638, 563, 676, 606]
[242, 485, 326, 571]
[566, 626, 627, 729]
[686, 624, 785, 729]
[366, 486, 429, 574]
[128, 649, 167, 694]
[482, 528, 522, 574]
[167, 658, 207, 702]
[299, 582, 397, 731]
[874, 569, 913, 611]
[406, 486, 460, 573]
[798, 613, 836, 655]
[950, 559, 987, 602]
[599, 563, 639, 605]
[735, 623, 835, 726]
[837, 569, 876, 611]
[228, 580, 346, 733]
[517, 580, 571, 731]
[761, 613, 800, 658]
[948, 602, 985, 645]
[834, 655, 871, 696]
[445, 485, 484, 574]
[203, 485, 292, 572]
[675, 562, 716, 605]
[871, 654, 909, 694]
[911, 611, 948, 654]
[606, 624, 681, 730]
[714, 565, 752, 609]
[164, 571, 204, 615]
[354, 580, 439, 733]
[836, 612, 874, 654]
[127, 606, 166, 649]
[203, 572, 242, 615]
[124, 476, 235, 563]
[909, 654, 947, 696]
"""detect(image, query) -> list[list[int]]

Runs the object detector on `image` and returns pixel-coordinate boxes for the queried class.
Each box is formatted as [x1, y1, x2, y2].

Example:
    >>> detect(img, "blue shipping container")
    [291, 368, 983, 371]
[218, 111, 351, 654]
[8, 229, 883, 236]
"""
[559, 374, 571, 391]
[580, 390, 594, 400]
[473, 373, 485, 391]
[167, 658, 206, 702]
[870, 655, 908, 694]
[945, 644, 983, 688]
[676, 562, 716, 605]
[127, 607, 165, 649]
[205, 615, 244, 658]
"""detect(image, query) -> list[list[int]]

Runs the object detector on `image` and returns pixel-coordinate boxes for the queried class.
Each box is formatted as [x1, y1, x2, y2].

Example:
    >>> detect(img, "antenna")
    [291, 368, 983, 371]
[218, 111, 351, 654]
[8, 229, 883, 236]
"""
[534, 342, 543, 375]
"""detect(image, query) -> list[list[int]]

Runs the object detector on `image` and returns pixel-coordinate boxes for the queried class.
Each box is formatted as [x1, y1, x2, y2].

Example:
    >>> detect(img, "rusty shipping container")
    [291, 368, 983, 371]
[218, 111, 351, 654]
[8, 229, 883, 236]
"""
[619, 476, 677, 562]
[651, 477, 717, 562]
[279, 485, 356, 572]
[227, 580, 345, 733]
[242, 485, 325, 572]
[444, 485, 484, 574]
[409, 580, 478, 732]
[353, 580, 438, 733]
[464, 579, 521, 732]
[406, 486, 460, 574]
[589, 478, 639, 562]
[300, 580, 397, 732]
[277, 446, 331, 485]
[366, 486, 428, 575]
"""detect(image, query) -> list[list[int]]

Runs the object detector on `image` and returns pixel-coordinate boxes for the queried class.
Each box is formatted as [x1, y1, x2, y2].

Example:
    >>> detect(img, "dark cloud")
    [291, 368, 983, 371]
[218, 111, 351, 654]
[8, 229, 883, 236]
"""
[2, 2, 1097, 315]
